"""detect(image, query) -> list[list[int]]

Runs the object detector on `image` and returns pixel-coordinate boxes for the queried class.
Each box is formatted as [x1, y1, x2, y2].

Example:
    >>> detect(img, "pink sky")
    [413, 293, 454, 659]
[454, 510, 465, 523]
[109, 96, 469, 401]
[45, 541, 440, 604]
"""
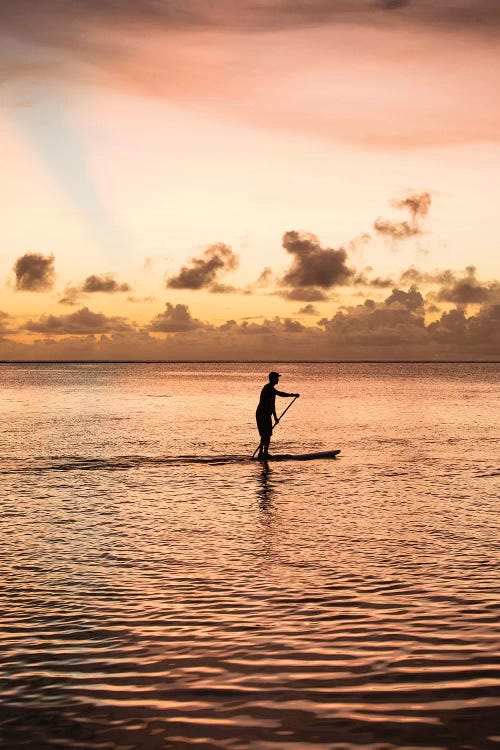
[0, 0, 498, 359]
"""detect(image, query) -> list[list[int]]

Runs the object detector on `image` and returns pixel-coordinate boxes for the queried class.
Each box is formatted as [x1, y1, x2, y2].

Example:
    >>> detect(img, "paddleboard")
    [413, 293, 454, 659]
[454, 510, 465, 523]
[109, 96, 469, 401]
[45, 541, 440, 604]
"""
[262, 449, 341, 462]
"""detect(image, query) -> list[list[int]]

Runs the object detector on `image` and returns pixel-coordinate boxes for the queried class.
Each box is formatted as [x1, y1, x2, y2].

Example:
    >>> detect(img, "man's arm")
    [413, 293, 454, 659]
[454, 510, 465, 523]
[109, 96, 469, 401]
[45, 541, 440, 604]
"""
[275, 389, 300, 398]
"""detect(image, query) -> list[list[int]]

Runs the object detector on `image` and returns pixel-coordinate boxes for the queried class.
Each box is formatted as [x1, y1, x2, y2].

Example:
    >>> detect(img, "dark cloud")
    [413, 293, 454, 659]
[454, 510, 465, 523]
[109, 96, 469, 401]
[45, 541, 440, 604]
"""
[297, 304, 320, 315]
[398, 266, 500, 307]
[57, 274, 131, 305]
[373, 218, 420, 240]
[248, 1, 500, 33]
[0, 0, 500, 45]
[297, 303, 319, 315]
[14, 252, 55, 292]
[438, 281, 489, 306]
[58, 284, 81, 306]
[283, 318, 306, 333]
[368, 276, 395, 288]
[218, 316, 306, 336]
[317, 288, 499, 357]
[428, 304, 500, 352]
[436, 266, 499, 306]
[82, 274, 131, 293]
[281, 231, 355, 293]
[147, 302, 205, 333]
[385, 286, 424, 311]
[281, 287, 329, 302]
[166, 243, 238, 291]
[374, 192, 432, 241]
[3, 290, 500, 360]
[1, 5, 497, 153]
[399, 266, 456, 286]
[397, 265, 500, 305]
[392, 192, 432, 219]
[24, 307, 133, 334]
[427, 303, 441, 314]
[1, 0, 500, 49]
[0, 1, 206, 41]
[209, 282, 249, 295]
[353, 268, 395, 287]
[319, 291, 427, 349]
[255, 267, 274, 288]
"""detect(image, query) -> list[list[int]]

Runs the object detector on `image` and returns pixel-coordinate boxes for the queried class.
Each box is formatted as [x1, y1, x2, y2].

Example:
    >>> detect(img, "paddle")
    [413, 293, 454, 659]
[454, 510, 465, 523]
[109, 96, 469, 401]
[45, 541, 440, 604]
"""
[252, 395, 299, 459]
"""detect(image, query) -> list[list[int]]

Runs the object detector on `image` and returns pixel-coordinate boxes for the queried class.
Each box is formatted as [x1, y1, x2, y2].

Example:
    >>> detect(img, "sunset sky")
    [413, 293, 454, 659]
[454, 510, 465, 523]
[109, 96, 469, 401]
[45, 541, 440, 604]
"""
[1, 0, 499, 360]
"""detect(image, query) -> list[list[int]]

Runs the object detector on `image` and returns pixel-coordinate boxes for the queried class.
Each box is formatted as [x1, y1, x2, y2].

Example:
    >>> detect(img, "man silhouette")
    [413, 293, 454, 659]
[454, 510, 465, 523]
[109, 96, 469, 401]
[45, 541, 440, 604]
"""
[256, 372, 299, 460]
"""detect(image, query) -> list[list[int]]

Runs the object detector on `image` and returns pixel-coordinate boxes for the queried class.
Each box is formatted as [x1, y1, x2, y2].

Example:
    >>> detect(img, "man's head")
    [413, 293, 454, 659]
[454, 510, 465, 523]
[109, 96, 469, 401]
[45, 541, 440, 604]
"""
[268, 371, 281, 384]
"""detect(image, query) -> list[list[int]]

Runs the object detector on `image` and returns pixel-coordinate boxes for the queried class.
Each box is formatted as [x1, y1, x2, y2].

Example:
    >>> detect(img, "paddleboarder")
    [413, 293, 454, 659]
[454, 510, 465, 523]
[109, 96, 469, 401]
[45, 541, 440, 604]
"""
[256, 372, 299, 461]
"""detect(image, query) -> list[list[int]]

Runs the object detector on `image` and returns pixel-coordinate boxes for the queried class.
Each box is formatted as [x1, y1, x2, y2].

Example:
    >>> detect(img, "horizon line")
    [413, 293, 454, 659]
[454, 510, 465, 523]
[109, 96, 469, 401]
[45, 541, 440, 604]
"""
[0, 360, 498, 365]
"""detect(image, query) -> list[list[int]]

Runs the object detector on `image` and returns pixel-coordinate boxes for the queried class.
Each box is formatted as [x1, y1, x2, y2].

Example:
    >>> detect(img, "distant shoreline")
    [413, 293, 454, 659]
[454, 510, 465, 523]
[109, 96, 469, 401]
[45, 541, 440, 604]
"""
[0, 360, 498, 365]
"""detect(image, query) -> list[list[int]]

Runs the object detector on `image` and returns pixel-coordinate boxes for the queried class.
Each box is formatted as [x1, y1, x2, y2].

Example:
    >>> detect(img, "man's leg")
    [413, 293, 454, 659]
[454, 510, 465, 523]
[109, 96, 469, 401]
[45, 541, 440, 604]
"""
[262, 435, 271, 458]
[258, 434, 271, 460]
[257, 437, 265, 459]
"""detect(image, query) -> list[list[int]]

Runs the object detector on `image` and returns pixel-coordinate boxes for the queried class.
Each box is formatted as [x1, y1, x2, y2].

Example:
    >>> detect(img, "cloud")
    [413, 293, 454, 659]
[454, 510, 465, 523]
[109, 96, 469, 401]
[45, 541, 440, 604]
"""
[24, 307, 133, 335]
[281, 287, 329, 302]
[13, 252, 55, 291]
[166, 243, 238, 291]
[316, 288, 499, 357]
[374, 192, 432, 242]
[352, 267, 395, 288]
[280, 231, 354, 300]
[127, 295, 156, 303]
[58, 284, 82, 306]
[385, 286, 424, 311]
[428, 303, 500, 352]
[254, 267, 274, 288]
[392, 192, 432, 219]
[2, 5, 498, 152]
[218, 316, 307, 336]
[436, 266, 500, 306]
[348, 233, 372, 256]
[373, 218, 421, 240]
[297, 304, 320, 315]
[147, 302, 206, 332]
[367, 276, 395, 288]
[398, 266, 500, 306]
[209, 282, 248, 295]
[399, 266, 456, 286]
[319, 293, 427, 350]
[57, 274, 131, 305]
[0, 311, 15, 334]
[2, 291, 499, 360]
[82, 274, 131, 293]
[2, 1, 500, 48]
[376, 191, 431, 240]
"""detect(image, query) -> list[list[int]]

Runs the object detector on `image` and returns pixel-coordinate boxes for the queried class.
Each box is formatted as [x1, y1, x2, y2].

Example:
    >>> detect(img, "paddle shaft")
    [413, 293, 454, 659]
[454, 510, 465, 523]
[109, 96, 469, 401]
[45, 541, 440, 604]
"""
[252, 396, 298, 459]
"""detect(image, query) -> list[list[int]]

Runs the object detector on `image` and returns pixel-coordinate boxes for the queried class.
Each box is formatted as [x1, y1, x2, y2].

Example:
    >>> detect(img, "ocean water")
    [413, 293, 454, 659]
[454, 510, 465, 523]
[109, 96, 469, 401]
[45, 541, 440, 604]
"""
[0, 362, 498, 750]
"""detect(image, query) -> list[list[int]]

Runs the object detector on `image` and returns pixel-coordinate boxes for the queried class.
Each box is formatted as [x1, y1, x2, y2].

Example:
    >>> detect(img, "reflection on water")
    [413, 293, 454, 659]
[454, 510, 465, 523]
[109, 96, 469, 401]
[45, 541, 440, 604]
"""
[257, 462, 275, 510]
[0, 363, 499, 749]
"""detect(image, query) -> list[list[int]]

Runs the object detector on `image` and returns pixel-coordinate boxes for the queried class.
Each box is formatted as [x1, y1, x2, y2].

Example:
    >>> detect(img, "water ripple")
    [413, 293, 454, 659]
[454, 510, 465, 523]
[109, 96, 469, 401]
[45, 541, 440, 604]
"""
[0, 363, 499, 749]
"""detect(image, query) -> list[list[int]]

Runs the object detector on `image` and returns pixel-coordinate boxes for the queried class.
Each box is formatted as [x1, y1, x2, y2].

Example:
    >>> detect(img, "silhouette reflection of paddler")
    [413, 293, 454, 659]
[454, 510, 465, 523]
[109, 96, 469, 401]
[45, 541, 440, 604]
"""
[257, 460, 273, 509]
[256, 372, 299, 461]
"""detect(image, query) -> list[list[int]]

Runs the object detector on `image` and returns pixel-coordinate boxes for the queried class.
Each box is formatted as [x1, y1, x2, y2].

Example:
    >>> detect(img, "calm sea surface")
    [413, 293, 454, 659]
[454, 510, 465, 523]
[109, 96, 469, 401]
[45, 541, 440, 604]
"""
[0, 363, 498, 750]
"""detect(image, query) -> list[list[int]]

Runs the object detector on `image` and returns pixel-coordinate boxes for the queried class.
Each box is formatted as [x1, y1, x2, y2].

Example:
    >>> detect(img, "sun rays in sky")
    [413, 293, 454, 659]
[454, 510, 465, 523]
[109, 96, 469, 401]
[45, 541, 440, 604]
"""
[1, 1, 499, 359]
